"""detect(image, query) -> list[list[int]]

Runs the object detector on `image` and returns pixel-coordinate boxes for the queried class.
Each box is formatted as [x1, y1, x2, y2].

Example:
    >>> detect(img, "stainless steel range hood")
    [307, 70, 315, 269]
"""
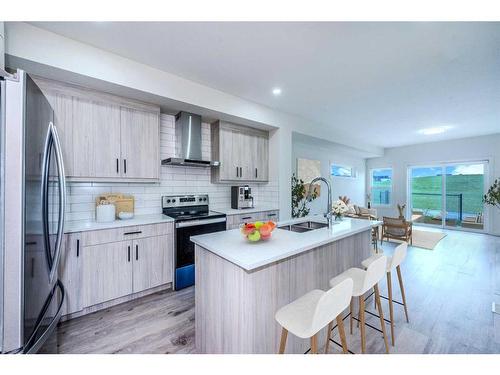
[161, 111, 219, 167]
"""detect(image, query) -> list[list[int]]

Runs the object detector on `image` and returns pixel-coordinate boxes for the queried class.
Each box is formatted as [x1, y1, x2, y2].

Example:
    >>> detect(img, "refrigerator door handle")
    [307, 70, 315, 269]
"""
[48, 122, 66, 284]
[40, 125, 53, 275]
[23, 280, 65, 353]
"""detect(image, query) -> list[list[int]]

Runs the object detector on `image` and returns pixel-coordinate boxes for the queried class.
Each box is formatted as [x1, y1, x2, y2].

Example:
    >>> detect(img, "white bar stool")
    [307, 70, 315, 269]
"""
[275, 278, 354, 354]
[362, 242, 409, 346]
[329, 255, 390, 354]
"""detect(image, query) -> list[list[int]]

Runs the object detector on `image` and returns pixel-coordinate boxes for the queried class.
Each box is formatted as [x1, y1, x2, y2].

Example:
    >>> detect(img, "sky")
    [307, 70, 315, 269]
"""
[372, 168, 392, 178]
[411, 164, 484, 178]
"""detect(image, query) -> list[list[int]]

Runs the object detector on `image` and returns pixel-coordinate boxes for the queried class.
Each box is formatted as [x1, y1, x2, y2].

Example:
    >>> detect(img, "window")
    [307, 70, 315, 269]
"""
[331, 164, 355, 178]
[371, 168, 392, 205]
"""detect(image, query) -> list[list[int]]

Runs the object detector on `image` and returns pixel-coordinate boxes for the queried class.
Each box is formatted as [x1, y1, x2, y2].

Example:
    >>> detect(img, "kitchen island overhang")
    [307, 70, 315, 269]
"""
[191, 217, 380, 354]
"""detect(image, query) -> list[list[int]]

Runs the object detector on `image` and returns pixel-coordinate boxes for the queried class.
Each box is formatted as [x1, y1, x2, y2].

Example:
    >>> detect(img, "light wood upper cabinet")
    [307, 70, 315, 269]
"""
[34, 77, 160, 182]
[211, 121, 269, 183]
[72, 98, 121, 179]
[120, 107, 160, 180]
[253, 134, 269, 182]
[46, 91, 74, 176]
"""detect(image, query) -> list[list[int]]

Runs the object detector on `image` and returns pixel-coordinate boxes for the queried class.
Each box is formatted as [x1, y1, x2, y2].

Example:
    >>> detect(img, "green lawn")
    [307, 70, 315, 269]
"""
[411, 174, 484, 214]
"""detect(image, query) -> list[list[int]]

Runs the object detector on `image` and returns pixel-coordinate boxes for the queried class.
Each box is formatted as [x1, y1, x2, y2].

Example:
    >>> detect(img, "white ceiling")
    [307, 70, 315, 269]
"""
[30, 22, 500, 148]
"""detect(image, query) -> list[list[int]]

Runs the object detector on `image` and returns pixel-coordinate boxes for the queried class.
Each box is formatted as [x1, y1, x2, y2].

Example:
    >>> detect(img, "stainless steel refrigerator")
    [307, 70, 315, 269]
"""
[1, 69, 66, 353]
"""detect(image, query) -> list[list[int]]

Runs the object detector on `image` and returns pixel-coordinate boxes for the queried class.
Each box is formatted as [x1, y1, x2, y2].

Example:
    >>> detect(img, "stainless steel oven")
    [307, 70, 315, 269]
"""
[162, 195, 226, 290]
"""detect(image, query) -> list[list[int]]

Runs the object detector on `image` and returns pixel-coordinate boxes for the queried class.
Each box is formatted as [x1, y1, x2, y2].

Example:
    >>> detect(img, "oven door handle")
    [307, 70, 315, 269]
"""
[175, 217, 227, 228]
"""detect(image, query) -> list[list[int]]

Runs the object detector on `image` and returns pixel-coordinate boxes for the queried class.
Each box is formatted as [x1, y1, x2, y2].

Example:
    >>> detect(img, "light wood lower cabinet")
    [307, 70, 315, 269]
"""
[60, 224, 174, 316]
[226, 210, 280, 230]
[132, 235, 173, 293]
[59, 233, 83, 316]
[82, 240, 133, 309]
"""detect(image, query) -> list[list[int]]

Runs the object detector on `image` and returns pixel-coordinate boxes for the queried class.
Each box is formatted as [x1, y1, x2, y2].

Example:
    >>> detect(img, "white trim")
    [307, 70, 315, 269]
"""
[407, 159, 490, 234]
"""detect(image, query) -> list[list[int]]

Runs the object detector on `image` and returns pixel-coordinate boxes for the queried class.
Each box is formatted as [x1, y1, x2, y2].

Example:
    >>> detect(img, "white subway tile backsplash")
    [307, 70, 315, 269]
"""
[65, 114, 278, 220]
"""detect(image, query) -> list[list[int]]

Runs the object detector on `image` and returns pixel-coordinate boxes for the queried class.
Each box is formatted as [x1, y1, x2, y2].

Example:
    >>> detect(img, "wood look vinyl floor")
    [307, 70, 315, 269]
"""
[53, 227, 500, 354]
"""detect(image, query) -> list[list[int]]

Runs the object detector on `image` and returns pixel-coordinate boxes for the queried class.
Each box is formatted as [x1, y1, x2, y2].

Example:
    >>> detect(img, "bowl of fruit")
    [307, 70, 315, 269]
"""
[240, 221, 277, 242]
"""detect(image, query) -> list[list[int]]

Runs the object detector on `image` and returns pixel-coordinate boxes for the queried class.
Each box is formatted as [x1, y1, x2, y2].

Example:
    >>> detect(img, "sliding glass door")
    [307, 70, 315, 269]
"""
[409, 162, 487, 231]
[410, 167, 443, 226]
[444, 163, 485, 230]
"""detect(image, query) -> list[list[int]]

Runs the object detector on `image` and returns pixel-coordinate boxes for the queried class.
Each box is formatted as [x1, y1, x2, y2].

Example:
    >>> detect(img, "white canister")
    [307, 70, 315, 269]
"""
[96, 204, 116, 223]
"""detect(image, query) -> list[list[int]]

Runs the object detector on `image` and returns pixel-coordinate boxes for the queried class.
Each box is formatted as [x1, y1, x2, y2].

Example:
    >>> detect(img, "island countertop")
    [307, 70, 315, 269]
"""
[191, 216, 381, 271]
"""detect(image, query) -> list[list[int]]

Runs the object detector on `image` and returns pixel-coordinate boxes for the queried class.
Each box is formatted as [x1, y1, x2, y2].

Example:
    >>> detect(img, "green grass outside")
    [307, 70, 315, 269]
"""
[371, 174, 484, 214]
[411, 175, 484, 214]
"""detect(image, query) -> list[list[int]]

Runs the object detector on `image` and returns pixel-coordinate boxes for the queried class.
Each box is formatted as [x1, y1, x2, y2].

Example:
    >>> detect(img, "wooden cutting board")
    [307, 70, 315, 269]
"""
[96, 193, 134, 217]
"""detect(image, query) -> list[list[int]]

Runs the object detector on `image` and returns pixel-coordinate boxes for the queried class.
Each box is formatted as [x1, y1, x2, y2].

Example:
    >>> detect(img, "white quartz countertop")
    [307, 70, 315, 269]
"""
[191, 216, 381, 271]
[211, 206, 279, 215]
[64, 214, 174, 233]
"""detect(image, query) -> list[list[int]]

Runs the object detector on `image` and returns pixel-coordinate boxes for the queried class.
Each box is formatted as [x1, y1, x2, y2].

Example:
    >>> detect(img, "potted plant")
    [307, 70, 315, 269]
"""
[291, 174, 318, 218]
[484, 178, 500, 210]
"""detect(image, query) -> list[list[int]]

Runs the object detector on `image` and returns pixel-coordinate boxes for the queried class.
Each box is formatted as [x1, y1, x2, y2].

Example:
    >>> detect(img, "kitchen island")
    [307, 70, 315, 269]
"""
[191, 216, 380, 354]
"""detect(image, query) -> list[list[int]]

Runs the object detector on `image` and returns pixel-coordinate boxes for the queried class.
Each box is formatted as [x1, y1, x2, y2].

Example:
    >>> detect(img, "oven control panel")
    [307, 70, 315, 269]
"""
[162, 194, 209, 208]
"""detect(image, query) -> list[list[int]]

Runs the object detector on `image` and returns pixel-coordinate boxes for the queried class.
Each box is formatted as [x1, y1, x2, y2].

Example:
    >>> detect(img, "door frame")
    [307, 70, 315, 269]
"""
[406, 159, 490, 234]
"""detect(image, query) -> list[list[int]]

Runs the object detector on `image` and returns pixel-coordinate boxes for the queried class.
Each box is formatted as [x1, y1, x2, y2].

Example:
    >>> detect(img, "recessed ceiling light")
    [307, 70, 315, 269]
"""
[417, 125, 453, 135]
[272, 88, 282, 96]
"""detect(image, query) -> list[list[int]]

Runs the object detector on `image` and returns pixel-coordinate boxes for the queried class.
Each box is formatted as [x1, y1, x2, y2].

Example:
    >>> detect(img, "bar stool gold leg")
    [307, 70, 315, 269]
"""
[349, 299, 354, 334]
[336, 315, 348, 354]
[396, 265, 409, 323]
[387, 272, 395, 346]
[311, 334, 318, 354]
[278, 328, 288, 354]
[374, 284, 390, 354]
[325, 321, 333, 353]
[359, 296, 366, 354]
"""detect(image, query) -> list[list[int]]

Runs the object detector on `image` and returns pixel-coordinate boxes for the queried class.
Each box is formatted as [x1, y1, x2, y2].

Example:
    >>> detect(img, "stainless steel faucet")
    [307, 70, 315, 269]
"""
[307, 176, 333, 229]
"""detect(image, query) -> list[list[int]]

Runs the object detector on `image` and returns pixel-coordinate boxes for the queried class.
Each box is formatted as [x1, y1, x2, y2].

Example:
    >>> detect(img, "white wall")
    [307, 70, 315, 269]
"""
[4, 22, 383, 221]
[65, 114, 279, 221]
[366, 134, 500, 235]
[0, 22, 4, 69]
[292, 133, 367, 216]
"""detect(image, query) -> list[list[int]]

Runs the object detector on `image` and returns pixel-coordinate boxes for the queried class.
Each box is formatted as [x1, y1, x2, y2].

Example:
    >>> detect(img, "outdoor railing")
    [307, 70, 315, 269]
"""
[411, 192, 463, 222]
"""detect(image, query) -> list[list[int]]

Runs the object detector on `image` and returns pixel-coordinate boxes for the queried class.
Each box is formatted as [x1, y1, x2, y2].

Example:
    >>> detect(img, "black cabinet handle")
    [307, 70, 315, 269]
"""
[240, 167, 242, 177]
[124, 231, 142, 236]
[255, 168, 258, 178]
[124, 159, 127, 174]
[76, 239, 80, 257]
[116, 158, 119, 173]
[242, 216, 252, 220]
[128, 246, 131, 262]
[267, 213, 277, 217]
[135, 244, 139, 260]
[236, 166, 239, 177]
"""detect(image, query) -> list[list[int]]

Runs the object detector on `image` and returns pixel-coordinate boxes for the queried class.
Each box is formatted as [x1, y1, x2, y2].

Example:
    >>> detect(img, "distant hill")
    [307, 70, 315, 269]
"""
[411, 174, 484, 214]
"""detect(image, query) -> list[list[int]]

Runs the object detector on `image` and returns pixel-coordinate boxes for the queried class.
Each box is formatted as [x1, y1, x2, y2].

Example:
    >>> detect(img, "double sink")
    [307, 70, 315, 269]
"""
[278, 220, 330, 233]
